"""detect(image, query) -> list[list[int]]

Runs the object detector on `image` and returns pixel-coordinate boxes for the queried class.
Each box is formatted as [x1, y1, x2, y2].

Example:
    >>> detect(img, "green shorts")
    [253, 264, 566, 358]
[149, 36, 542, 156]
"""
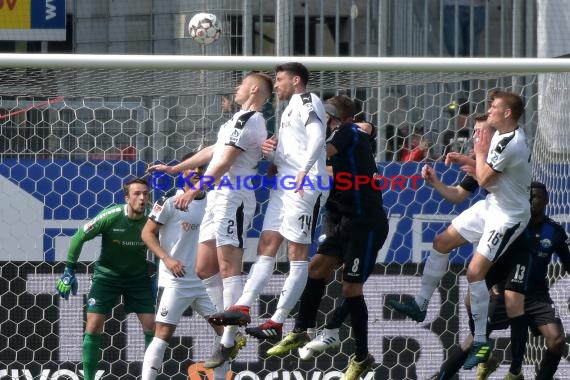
[86, 275, 155, 315]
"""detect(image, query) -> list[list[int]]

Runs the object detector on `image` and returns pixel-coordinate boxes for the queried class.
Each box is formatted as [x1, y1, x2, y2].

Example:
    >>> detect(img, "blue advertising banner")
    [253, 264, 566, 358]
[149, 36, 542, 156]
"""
[0, 158, 486, 264]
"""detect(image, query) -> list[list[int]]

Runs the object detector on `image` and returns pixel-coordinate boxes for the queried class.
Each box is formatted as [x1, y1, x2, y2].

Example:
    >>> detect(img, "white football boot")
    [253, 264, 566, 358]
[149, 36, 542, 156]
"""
[298, 328, 340, 360]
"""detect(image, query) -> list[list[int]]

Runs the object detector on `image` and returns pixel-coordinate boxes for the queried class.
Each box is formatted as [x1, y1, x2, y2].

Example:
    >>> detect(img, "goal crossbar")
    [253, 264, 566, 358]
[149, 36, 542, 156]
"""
[2, 53, 570, 72]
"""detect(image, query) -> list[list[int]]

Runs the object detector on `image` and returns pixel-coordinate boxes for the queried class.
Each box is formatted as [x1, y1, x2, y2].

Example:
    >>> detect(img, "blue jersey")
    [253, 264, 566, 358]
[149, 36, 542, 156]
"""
[326, 123, 385, 219]
[520, 217, 570, 295]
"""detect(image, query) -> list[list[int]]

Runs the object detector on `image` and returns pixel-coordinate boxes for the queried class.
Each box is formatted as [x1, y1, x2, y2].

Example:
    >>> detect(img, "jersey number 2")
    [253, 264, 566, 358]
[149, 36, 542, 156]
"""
[227, 220, 235, 234]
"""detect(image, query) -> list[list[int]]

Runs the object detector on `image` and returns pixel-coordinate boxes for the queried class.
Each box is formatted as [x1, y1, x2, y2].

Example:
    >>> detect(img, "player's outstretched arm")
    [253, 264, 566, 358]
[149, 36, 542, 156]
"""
[147, 145, 215, 175]
[422, 164, 471, 204]
[445, 152, 475, 168]
[201, 145, 241, 184]
[172, 145, 214, 173]
[173, 145, 241, 210]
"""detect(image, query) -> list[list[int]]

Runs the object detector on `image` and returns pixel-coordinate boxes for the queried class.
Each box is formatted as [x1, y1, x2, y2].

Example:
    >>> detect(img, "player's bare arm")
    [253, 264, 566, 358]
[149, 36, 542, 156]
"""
[474, 126, 498, 188]
[293, 170, 307, 197]
[445, 151, 475, 167]
[262, 136, 278, 174]
[422, 164, 470, 204]
[421, 164, 437, 186]
[261, 135, 278, 157]
[174, 145, 241, 210]
[141, 218, 186, 277]
[460, 164, 476, 177]
[147, 145, 214, 174]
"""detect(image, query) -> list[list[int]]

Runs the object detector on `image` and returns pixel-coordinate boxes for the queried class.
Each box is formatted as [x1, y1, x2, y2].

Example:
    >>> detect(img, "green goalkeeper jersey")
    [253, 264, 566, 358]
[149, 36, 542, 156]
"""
[66, 204, 149, 281]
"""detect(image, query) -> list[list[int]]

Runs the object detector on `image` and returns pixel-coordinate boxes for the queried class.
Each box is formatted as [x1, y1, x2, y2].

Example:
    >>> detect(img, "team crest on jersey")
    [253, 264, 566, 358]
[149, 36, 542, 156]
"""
[229, 128, 242, 144]
[540, 238, 552, 250]
[495, 141, 506, 153]
[87, 298, 96, 307]
[160, 306, 168, 317]
[301, 92, 315, 114]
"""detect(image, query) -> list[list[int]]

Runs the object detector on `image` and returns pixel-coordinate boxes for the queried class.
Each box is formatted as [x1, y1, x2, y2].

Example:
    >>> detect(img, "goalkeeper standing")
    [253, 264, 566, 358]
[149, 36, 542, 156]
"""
[56, 178, 154, 380]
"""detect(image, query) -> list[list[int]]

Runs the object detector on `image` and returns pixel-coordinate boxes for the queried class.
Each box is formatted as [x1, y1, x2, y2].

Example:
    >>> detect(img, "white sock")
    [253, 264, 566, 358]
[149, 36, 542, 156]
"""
[203, 272, 224, 313]
[272, 261, 308, 324]
[220, 275, 243, 347]
[469, 279, 490, 342]
[415, 251, 449, 311]
[236, 255, 275, 307]
[221, 325, 238, 347]
[222, 275, 243, 310]
[141, 337, 168, 380]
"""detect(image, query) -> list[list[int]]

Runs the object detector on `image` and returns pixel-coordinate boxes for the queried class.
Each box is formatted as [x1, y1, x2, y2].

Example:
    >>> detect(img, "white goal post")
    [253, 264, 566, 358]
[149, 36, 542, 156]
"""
[0, 54, 569, 380]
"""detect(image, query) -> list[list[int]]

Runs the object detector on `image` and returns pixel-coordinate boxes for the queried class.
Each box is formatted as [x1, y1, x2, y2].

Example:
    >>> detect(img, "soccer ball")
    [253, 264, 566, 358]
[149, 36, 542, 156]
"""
[188, 12, 221, 45]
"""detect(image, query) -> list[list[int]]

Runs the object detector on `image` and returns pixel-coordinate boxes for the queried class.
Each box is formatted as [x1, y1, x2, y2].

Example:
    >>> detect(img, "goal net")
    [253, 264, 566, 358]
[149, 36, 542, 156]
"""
[0, 55, 569, 380]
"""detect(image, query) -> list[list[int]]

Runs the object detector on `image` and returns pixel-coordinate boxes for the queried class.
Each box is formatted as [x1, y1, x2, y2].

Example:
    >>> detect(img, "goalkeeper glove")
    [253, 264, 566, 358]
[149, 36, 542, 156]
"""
[56, 267, 78, 300]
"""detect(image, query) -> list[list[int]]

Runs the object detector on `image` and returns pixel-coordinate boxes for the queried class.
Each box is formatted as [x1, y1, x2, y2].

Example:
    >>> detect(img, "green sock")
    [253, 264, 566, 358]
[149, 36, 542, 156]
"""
[144, 330, 155, 349]
[82, 333, 101, 380]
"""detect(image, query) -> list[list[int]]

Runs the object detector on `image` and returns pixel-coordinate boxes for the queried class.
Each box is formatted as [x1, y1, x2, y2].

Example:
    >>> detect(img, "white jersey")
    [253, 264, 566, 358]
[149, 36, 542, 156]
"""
[210, 109, 267, 187]
[149, 190, 207, 289]
[485, 127, 531, 216]
[274, 92, 328, 179]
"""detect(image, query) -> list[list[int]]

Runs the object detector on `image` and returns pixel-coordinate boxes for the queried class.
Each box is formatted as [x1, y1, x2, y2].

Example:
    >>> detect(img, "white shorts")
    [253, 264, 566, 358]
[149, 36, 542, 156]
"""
[262, 186, 326, 244]
[199, 190, 255, 249]
[155, 286, 217, 325]
[452, 199, 529, 261]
